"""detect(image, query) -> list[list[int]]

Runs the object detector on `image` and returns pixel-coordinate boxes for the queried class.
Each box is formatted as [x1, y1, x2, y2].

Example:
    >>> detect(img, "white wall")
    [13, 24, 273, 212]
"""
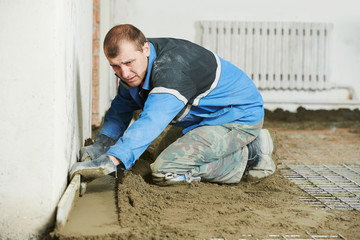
[96, 0, 360, 113]
[0, 1, 92, 238]
[99, 0, 117, 121]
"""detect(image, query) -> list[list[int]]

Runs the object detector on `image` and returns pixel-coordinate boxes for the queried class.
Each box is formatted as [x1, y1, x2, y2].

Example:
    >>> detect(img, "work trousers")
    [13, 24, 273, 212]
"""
[150, 120, 263, 184]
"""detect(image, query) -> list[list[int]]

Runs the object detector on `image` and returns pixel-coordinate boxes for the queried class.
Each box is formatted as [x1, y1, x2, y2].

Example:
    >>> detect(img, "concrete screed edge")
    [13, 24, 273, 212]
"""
[55, 174, 80, 231]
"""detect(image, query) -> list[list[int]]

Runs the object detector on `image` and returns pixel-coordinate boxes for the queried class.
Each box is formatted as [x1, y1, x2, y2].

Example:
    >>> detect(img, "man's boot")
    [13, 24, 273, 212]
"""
[152, 172, 201, 185]
[246, 129, 275, 179]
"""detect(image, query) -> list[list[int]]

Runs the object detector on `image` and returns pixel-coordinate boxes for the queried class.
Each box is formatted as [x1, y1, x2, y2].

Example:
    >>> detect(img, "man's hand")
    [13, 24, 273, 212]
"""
[69, 154, 117, 182]
[79, 134, 116, 162]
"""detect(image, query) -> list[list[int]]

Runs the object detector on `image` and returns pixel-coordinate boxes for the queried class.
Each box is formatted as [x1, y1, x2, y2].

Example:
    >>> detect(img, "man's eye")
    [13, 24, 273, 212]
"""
[125, 61, 133, 65]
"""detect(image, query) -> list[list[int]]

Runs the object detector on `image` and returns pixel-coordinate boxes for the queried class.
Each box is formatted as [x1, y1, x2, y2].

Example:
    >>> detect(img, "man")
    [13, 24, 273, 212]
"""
[70, 24, 275, 185]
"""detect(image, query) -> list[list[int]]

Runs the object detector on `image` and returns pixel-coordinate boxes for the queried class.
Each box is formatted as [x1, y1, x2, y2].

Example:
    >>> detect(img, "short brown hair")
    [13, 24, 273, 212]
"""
[103, 24, 148, 58]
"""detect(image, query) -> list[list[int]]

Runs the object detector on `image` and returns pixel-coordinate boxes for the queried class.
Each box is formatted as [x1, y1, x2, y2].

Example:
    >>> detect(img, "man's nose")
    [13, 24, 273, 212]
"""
[120, 66, 131, 79]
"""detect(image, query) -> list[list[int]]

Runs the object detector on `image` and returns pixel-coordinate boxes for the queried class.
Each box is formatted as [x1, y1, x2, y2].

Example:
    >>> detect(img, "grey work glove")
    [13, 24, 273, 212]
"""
[80, 134, 116, 162]
[69, 154, 117, 182]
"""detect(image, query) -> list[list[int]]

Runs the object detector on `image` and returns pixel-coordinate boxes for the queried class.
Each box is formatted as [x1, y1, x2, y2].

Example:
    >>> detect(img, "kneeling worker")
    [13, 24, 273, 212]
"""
[70, 24, 275, 185]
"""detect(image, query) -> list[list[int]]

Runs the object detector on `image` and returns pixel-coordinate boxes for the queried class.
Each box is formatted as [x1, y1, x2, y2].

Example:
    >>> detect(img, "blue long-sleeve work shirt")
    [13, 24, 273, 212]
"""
[99, 38, 264, 170]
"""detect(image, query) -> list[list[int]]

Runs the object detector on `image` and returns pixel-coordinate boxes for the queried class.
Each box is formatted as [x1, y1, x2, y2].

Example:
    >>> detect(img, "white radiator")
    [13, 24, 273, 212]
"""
[200, 21, 333, 91]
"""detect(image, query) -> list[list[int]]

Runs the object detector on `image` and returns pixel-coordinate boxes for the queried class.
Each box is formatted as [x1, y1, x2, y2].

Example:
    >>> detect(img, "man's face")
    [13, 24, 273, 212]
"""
[107, 41, 150, 87]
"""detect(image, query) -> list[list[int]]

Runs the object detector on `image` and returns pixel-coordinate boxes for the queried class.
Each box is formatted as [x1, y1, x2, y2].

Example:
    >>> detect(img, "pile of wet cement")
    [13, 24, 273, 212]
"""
[52, 108, 360, 239]
[113, 169, 360, 239]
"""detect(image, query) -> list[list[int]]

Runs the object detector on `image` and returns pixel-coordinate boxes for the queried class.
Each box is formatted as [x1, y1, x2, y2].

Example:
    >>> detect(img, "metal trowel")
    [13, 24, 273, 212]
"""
[79, 156, 92, 196]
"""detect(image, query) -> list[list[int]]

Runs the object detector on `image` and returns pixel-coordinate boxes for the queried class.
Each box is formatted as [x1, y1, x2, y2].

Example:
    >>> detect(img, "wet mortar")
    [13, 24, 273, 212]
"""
[51, 108, 360, 239]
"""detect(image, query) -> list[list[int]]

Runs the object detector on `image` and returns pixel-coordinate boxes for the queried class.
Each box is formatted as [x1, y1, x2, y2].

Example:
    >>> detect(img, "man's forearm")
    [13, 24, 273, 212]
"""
[108, 155, 121, 166]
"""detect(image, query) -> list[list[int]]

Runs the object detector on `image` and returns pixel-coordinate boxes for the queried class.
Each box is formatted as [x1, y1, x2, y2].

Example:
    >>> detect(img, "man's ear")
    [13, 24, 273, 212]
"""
[143, 42, 150, 57]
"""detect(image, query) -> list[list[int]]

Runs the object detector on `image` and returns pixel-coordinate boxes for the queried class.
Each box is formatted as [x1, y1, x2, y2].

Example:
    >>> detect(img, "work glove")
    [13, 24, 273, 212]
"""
[80, 134, 116, 162]
[69, 154, 117, 182]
